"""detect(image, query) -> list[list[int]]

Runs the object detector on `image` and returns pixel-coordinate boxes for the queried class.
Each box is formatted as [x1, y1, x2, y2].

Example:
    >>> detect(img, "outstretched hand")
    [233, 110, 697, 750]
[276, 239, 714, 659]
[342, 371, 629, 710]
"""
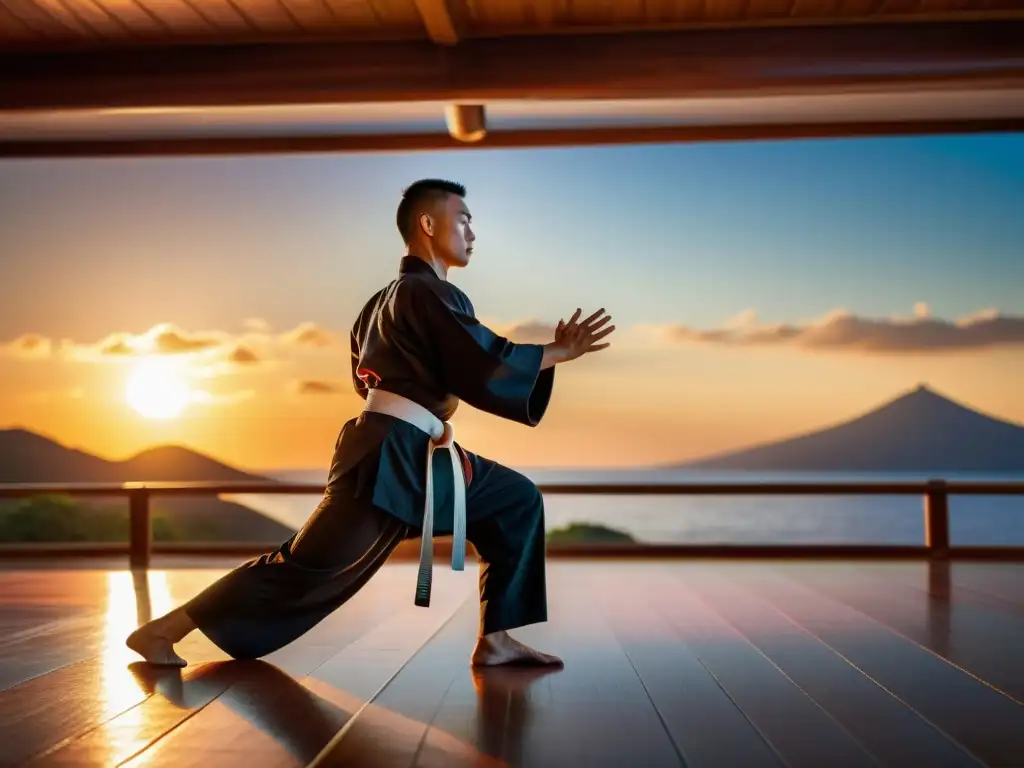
[552, 308, 615, 363]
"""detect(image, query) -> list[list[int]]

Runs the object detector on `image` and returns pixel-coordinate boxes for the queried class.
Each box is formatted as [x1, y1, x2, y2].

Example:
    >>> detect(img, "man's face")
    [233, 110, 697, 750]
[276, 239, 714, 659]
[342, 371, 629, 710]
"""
[428, 193, 475, 268]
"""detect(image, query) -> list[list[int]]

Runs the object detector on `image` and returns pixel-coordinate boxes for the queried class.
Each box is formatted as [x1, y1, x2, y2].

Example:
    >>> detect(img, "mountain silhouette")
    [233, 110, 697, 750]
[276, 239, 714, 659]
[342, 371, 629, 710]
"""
[678, 385, 1024, 473]
[0, 428, 266, 484]
[0, 428, 294, 542]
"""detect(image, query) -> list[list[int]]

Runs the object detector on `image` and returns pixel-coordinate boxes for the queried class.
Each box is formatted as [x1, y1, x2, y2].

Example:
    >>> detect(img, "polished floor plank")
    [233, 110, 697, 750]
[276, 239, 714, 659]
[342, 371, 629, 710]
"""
[300, 565, 478, 708]
[425, 700, 677, 768]
[0, 574, 120, 688]
[417, 667, 556, 768]
[30, 649, 327, 767]
[523, 566, 670, 708]
[412, 564, 685, 767]
[0, 607, 96, 651]
[0, 569, 219, 692]
[741, 566, 1024, 766]
[860, 561, 1024, 623]
[4, 560, 1024, 768]
[0, 655, 149, 767]
[652, 565, 879, 767]
[948, 565, 1024, 614]
[2, 565, 457, 768]
[952, 564, 1024, 590]
[0, 570, 113, 606]
[943, 564, 1024, 618]
[115, 674, 339, 768]
[119, 567, 476, 768]
[881, 561, 1024, 644]
[785, 563, 1024, 704]
[686, 565, 984, 767]
[35, 566, 461, 768]
[26, 665, 253, 768]
[595, 564, 786, 768]
[311, 591, 484, 767]
[19, 567, 389, 766]
[0, 570, 237, 767]
[0, 612, 104, 691]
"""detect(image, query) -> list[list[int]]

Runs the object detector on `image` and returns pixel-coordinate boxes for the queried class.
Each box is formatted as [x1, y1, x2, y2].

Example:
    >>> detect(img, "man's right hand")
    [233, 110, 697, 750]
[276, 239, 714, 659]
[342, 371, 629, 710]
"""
[542, 308, 615, 367]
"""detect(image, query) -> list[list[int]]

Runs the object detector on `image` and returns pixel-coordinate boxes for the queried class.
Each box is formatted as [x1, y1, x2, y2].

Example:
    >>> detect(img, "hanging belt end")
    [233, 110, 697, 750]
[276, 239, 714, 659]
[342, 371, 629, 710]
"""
[451, 544, 466, 571]
[414, 578, 432, 607]
[415, 555, 433, 607]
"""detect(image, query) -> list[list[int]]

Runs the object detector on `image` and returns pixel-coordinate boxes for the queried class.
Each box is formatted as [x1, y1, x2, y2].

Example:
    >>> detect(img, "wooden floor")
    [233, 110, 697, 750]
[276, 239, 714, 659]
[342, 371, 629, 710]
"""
[1, 559, 1024, 767]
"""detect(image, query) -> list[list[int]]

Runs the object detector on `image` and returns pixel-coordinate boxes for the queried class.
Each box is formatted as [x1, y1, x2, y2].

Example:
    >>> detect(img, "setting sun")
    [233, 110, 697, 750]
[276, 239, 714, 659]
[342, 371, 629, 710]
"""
[125, 360, 192, 419]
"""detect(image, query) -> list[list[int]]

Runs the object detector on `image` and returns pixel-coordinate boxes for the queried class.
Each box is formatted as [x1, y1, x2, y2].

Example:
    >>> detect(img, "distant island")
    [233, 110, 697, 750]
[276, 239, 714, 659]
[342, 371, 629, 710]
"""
[673, 385, 1024, 473]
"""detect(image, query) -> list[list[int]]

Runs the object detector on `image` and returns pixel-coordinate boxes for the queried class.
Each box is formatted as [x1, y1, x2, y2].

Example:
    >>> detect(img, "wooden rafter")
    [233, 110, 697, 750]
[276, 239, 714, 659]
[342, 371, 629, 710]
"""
[1, 21, 1022, 112]
[412, 0, 466, 45]
[3, 116, 1023, 159]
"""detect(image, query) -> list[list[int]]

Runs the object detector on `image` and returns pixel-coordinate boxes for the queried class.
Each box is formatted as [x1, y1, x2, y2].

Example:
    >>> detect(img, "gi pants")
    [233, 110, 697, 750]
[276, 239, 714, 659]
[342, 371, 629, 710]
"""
[182, 453, 548, 660]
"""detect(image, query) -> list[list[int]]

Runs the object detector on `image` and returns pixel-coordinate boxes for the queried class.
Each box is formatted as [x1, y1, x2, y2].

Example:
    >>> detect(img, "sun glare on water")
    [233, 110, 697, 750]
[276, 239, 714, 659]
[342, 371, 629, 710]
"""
[125, 360, 192, 419]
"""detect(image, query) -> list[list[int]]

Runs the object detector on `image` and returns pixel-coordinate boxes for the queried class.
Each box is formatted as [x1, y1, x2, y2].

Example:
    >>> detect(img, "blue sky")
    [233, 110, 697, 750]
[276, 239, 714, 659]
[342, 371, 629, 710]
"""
[2, 133, 1023, 340]
[1, 132, 1022, 468]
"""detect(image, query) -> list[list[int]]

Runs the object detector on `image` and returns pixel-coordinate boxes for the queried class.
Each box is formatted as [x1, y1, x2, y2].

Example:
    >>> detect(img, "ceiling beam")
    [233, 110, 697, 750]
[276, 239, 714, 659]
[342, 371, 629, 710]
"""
[2, 116, 1022, 159]
[0, 21, 1022, 113]
[412, 0, 467, 45]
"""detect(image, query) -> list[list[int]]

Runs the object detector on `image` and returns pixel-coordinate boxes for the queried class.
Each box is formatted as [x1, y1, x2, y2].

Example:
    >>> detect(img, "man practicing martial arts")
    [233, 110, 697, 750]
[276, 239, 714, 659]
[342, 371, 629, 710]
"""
[126, 178, 615, 668]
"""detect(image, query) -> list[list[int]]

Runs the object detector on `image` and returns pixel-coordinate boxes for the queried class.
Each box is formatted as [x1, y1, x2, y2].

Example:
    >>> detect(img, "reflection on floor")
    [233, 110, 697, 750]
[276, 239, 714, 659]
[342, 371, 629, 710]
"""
[2, 559, 1024, 766]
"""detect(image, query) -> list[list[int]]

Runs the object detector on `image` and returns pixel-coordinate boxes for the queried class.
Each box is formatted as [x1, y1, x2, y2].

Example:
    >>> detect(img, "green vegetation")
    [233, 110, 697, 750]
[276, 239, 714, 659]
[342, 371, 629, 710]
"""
[0, 494, 218, 543]
[546, 522, 636, 545]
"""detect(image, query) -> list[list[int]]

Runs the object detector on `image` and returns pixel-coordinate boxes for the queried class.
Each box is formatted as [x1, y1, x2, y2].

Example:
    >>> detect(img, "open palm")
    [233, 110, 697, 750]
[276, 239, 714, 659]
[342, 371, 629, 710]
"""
[554, 308, 615, 362]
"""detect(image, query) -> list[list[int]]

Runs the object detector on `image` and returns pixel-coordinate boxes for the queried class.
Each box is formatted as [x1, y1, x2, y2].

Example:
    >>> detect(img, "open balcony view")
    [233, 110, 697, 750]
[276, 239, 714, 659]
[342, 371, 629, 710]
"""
[2, 0, 1024, 765]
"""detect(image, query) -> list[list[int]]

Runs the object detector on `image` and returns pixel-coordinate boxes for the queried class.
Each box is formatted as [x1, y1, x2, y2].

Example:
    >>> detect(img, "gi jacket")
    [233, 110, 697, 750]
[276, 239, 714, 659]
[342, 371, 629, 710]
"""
[324, 255, 556, 530]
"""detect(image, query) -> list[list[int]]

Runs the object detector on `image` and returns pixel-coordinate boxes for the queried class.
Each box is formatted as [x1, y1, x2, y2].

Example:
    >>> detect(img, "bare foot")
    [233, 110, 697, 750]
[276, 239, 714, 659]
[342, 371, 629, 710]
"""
[470, 631, 563, 667]
[126, 625, 188, 668]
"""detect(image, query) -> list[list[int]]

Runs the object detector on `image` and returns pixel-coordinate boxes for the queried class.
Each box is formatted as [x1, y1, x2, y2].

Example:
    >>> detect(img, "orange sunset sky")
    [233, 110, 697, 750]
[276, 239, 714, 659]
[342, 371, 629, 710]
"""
[2, 135, 1023, 471]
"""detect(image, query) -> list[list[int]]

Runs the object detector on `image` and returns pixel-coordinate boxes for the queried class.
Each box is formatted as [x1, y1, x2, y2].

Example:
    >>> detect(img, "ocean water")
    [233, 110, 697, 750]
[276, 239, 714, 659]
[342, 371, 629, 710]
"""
[225, 467, 1024, 547]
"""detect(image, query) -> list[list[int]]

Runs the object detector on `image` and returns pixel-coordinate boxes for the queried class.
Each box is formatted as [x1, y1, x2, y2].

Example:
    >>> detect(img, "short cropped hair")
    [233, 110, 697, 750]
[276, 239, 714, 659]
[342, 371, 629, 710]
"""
[396, 179, 467, 244]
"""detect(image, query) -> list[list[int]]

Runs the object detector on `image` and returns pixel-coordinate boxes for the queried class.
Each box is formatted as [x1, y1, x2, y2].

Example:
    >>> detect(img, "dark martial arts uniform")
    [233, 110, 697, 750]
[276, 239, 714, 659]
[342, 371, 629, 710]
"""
[183, 255, 556, 660]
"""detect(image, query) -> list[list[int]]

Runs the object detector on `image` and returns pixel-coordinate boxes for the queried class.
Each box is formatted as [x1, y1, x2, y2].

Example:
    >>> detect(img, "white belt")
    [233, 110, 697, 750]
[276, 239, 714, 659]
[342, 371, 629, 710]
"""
[363, 388, 466, 607]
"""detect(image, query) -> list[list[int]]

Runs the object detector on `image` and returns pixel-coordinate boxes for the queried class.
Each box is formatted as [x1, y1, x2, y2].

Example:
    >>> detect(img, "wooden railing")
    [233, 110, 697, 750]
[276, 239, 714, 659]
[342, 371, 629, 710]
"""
[1, 479, 1023, 568]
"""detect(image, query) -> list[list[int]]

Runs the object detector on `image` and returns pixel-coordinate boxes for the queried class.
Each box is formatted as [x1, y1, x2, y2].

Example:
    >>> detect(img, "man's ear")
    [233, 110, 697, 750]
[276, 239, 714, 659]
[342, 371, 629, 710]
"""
[418, 213, 433, 237]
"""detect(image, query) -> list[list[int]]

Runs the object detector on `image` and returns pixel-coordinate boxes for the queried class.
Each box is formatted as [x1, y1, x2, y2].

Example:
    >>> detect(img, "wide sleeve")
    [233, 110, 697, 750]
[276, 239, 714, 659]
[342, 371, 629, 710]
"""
[404, 281, 555, 426]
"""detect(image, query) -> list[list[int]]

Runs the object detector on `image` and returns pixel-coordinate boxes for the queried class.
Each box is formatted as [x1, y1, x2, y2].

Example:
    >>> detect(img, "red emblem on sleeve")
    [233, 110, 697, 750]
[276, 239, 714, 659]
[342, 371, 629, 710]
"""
[356, 367, 381, 388]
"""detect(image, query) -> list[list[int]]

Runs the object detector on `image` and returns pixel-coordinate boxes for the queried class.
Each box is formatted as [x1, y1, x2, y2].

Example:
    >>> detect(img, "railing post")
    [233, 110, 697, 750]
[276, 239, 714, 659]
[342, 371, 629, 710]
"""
[128, 488, 151, 570]
[924, 479, 950, 559]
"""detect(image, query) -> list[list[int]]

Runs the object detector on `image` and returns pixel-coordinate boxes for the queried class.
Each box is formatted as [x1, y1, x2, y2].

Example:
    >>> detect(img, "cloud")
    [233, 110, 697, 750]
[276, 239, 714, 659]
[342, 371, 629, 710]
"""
[663, 305, 1024, 354]
[282, 322, 336, 348]
[504, 320, 558, 344]
[5, 319, 332, 367]
[294, 379, 347, 395]
[2, 333, 53, 359]
[226, 344, 261, 365]
[4, 314, 564, 368]
[95, 334, 135, 357]
[147, 324, 224, 354]
[483, 318, 559, 344]
[65, 323, 230, 362]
